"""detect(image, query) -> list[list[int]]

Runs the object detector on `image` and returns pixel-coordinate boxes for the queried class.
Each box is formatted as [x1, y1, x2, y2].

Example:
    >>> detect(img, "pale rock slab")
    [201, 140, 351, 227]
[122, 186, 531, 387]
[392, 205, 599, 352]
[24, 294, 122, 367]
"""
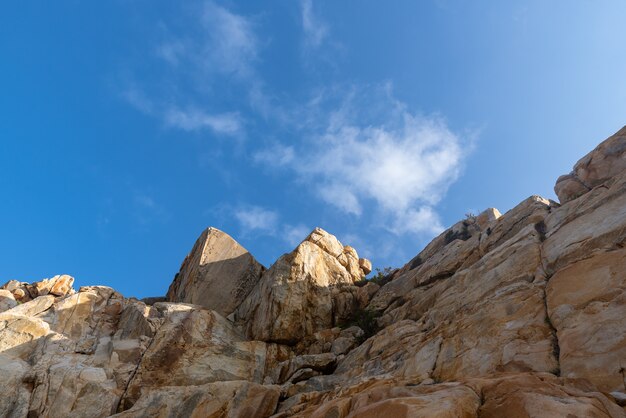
[547, 248, 626, 391]
[118, 303, 288, 410]
[166, 227, 264, 316]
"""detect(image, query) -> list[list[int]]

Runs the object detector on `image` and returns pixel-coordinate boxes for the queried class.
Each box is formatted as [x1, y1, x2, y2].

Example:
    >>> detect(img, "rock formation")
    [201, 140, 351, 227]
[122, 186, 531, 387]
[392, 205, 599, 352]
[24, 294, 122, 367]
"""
[166, 227, 264, 316]
[1, 126, 626, 417]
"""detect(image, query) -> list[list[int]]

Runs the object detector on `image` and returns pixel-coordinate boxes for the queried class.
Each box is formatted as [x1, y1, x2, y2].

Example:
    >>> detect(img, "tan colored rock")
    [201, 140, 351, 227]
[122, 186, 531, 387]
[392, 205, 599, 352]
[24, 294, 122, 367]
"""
[118, 303, 286, 410]
[0, 289, 17, 312]
[544, 168, 626, 274]
[166, 227, 264, 317]
[368, 208, 496, 313]
[1, 127, 626, 417]
[555, 173, 590, 202]
[233, 228, 364, 345]
[359, 257, 372, 275]
[476, 373, 625, 418]
[350, 224, 557, 384]
[2, 275, 75, 302]
[269, 353, 337, 385]
[49, 274, 75, 296]
[0, 286, 162, 418]
[547, 248, 626, 391]
[276, 373, 625, 418]
[555, 125, 626, 203]
[0, 356, 32, 418]
[356, 281, 380, 308]
[113, 381, 280, 418]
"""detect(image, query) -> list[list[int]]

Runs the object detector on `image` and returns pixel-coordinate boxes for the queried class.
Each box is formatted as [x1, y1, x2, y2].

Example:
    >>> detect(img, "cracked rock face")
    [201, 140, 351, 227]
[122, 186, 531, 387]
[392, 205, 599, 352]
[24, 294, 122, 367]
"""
[2, 126, 626, 417]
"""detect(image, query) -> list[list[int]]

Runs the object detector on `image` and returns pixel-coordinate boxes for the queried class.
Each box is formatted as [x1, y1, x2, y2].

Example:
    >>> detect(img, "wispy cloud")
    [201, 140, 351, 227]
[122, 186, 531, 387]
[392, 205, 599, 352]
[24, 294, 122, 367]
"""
[301, 0, 328, 48]
[283, 223, 311, 246]
[233, 206, 311, 247]
[253, 143, 295, 166]
[256, 86, 466, 236]
[234, 206, 279, 235]
[123, 1, 258, 135]
[132, 192, 169, 226]
[201, 1, 258, 78]
[164, 108, 243, 134]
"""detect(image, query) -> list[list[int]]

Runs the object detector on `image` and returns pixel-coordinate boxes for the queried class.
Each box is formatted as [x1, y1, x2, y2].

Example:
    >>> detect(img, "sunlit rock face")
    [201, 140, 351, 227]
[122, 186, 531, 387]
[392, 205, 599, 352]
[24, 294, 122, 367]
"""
[1, 126, 626, 417]
[166, 227, 265, 317]
[232, 227, 370, 346]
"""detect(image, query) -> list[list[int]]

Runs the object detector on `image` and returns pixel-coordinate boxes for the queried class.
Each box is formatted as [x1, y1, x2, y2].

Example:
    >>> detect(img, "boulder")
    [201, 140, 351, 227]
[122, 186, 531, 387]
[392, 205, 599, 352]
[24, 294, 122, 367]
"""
[1, 275, 75, 302]
[555, 125, 626, 203]
[233, 228, 364, 345]
[358, 258, 372, 275]
[166, 227, 264, 317]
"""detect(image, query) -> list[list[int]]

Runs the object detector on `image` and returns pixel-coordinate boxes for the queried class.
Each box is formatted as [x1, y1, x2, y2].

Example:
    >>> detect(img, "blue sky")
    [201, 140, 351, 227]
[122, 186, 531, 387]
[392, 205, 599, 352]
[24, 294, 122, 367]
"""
[1, 1, 625, 298]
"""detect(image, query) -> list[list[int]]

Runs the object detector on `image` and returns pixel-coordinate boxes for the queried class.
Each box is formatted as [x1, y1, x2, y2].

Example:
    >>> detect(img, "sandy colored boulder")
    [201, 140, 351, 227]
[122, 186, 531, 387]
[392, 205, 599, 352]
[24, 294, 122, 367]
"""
[358, 257, 372, 275]
[166, 227, 264, 316]
[555, 125, 626, 203]
[233, 228, 364, 345]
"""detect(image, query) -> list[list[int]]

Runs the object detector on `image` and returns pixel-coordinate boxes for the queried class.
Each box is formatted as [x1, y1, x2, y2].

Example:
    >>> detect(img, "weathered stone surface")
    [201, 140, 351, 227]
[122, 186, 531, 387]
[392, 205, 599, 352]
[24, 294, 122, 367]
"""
[0, 289, 17, 312]
[268, 352, 337, 385]
[113, 381, 280, 418]
[547, 248, 626, 391]
[368, 207, 499, 313]
[1, 275, 75, 303]
[233, 228, 364, 345]
[276, 373, 625, 418]
[118, 303, 286, 410]
[555, 125, 626, 203]
[359, 257, 372, 275]
[544, 168, 626, 274]
[166, 227, 264, 316]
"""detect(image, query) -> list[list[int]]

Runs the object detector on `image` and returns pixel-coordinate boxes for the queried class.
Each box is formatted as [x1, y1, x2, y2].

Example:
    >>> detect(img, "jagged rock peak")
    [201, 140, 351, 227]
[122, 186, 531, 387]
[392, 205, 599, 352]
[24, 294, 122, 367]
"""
[2, 126, 626, 417]
[232, 227, 371, 345]
[555, 125, 626, 203]
[165, 226, 264, 316]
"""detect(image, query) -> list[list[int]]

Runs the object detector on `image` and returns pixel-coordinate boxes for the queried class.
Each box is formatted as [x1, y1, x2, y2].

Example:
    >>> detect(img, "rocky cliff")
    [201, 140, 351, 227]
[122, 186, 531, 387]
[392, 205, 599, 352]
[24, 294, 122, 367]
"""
[1, 126, 626, 417]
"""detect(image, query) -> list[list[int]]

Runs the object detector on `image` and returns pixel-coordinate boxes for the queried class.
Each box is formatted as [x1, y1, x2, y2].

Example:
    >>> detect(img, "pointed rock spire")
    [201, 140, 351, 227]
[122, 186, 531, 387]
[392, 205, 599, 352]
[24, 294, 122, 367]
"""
[166, 227, 264, 316]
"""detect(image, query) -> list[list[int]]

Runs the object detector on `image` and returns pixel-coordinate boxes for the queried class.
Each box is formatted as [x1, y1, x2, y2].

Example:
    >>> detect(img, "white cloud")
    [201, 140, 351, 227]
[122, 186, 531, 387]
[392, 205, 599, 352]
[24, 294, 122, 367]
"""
[123, 87, 154, 114]
[283, 224, 311, 247]
[234, 206, 279, 234]
[259, 88, 465, 236]
[317, 183, 362, 216]
[125, 2, 258, 134]
[393, 207, 445, 236]
[301, 0, 328, 48]
[164, 108, 242, 135]
[253, 144, 295, 166]
[202, 2, 258, 78]
[132, 192, 169, 225]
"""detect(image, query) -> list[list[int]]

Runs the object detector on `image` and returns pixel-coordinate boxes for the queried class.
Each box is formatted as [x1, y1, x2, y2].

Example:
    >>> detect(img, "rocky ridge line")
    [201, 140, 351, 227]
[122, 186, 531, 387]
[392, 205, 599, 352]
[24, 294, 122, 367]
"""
[1, 126, 626, 417]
